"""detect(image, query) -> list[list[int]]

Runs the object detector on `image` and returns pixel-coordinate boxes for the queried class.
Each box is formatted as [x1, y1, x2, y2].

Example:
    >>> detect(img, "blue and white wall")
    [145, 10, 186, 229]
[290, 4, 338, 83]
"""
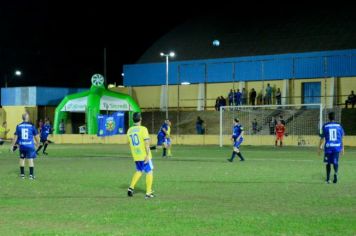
[124, 49, 356, 86]
[1, 87, 86, 106]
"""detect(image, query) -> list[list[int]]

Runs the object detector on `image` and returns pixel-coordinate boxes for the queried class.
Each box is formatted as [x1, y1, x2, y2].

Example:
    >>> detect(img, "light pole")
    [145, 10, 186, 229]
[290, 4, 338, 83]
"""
[160, 51, 175, 119]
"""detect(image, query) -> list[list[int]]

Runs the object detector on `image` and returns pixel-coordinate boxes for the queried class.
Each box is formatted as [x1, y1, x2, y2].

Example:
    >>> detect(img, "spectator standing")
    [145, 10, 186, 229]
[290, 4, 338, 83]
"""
[242, 88, 247, 105]
[265, 83, 272, 105]
[276, 88, 282, 105]
[234, 89, 242, 106]
[215, 97, 220, 111]
[196, 117, 205, 135]
[228, 89, 234, 106]
[250, 88, 257, 106]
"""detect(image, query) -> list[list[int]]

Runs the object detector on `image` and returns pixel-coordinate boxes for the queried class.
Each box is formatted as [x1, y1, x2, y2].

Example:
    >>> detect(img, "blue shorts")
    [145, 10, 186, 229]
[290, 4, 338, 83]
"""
[135, 160, 154, 173]
[40, 137, 48, 143]
[324, 152, 340, 165]
[20, 149, 37, 159]
[157, 135, 166, 146]
[234, 138, 244, 149]
[165, 138, 171, 145]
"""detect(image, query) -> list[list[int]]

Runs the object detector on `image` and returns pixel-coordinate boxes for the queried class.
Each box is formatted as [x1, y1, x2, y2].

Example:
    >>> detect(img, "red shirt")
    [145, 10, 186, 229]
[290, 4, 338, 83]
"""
[275, 124, 285, 134]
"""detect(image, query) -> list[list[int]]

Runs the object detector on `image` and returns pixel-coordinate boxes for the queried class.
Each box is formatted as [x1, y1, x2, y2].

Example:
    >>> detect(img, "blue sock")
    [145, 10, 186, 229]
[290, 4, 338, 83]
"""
[29, 167, 34, 176]
[333, 164, 338, 174]
[326, 164, 331, 181]
[237, 152, 244, 160]
[43, 143, 48, 153]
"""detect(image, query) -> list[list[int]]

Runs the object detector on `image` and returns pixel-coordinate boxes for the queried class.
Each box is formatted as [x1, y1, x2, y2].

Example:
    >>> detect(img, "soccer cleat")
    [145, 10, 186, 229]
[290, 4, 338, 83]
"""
[43, 152, 48, 155]
[127, 187, 134, 197]
[240, 158, 245, 161]
[145, 193, 155, 199]
[326, 180, 331, 184]
[20, 174, 25, 179]
[227, 158, 233, 162]
[29, 175, 35, 180]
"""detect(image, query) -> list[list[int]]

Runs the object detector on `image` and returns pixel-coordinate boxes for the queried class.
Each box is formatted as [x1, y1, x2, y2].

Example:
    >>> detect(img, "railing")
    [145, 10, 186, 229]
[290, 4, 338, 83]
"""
[140, 94, 354, 111]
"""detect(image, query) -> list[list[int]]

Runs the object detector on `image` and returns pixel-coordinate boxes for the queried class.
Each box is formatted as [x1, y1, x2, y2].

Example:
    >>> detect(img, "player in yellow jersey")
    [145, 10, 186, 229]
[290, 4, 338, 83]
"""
[126, 112, 154, 199]
[165, 120, 172, 157]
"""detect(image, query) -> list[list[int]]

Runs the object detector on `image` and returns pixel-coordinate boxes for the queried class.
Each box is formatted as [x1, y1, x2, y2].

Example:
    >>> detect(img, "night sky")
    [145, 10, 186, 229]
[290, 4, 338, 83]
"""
[0, 2, 193, 88]
[0, 2, 353, 88]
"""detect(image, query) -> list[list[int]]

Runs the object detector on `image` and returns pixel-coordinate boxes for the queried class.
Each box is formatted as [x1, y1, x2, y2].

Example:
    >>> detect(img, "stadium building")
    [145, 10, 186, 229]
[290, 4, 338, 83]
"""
[122, 15, 356, 146]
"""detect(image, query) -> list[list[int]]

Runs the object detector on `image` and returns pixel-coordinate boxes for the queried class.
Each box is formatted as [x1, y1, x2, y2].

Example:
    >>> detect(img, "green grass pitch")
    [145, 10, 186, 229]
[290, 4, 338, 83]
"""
[0, 143, 356, 235]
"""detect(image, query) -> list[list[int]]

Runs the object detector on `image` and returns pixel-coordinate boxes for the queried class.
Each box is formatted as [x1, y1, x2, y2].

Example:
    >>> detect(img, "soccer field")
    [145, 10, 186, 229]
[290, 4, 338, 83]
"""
[1, 144, 356, 236]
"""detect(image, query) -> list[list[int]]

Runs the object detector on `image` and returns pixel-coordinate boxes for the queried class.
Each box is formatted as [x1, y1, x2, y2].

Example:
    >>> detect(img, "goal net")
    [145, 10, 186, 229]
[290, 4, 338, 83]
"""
[219, 104, 341, 147]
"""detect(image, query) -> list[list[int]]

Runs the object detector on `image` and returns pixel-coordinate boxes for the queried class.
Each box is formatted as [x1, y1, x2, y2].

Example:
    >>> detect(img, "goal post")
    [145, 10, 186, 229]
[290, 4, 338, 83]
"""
[219, 103, 341, 147]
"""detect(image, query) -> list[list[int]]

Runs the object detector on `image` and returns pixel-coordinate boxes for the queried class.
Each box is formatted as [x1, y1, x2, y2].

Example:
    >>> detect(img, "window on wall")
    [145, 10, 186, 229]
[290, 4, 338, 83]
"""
[302, 82, 321, 105]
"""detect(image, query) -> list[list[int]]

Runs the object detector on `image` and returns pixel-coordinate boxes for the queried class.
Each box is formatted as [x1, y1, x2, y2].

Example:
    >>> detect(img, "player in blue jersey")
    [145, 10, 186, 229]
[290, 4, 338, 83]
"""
[319, 112, 345, 184]
[36, 118, 53, 155]
[11, 113, 40, 179]
[227, 118, 245, 162]
[156, 119, 169, 157]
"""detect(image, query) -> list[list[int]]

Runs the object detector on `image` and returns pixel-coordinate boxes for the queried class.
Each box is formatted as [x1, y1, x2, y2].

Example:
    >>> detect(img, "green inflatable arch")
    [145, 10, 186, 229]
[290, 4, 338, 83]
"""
[54, 82, 140, 135]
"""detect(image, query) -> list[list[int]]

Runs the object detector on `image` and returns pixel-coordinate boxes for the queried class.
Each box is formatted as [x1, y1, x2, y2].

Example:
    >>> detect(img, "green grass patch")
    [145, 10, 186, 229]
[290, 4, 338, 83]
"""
[1, 144, 356, 235]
